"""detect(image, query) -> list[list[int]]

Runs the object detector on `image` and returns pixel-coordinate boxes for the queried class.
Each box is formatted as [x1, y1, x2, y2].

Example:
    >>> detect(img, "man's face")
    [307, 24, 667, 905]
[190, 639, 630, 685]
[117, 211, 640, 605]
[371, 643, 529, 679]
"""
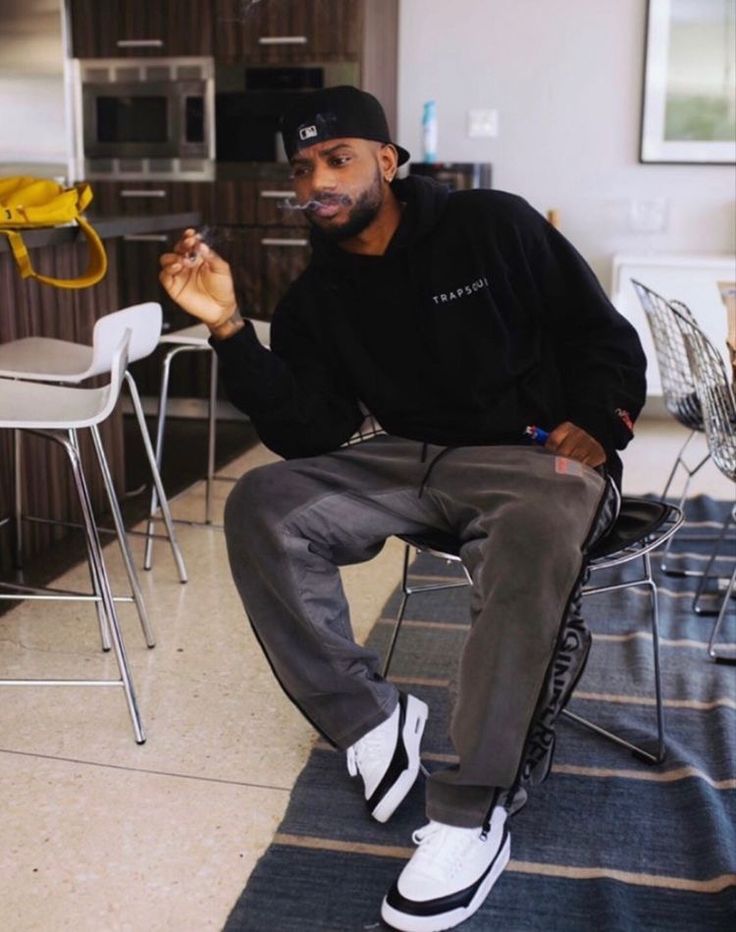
[289, 138, 389, 242]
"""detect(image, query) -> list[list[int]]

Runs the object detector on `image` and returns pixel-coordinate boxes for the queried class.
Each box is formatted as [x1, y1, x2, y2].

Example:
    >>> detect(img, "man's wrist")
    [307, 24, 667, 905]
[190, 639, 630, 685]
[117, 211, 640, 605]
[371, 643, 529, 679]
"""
[209, 307, 245, 341]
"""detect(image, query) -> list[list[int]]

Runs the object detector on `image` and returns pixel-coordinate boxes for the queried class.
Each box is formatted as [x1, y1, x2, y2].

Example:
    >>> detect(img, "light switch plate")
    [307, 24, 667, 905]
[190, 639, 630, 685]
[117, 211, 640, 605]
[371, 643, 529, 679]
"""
[467, 109, 499, 138]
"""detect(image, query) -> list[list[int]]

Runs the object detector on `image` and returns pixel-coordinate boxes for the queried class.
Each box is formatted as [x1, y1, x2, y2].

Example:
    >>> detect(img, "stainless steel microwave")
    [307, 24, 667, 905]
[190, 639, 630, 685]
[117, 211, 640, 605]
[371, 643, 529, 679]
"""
[74, 57, 215, 180]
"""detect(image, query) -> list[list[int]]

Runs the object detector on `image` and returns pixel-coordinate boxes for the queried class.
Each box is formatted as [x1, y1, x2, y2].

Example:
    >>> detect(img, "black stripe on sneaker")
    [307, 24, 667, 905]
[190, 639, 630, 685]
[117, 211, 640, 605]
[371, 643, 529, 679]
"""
[366, 693, 409, 814]
[384, 826, 510, 917]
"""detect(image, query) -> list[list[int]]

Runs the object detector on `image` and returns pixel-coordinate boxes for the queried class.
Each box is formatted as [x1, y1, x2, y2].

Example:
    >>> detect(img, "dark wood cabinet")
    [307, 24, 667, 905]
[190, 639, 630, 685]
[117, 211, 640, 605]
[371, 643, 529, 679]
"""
[69, 0, 213, 57]
[211, 225, 308, 322]
[212, 177, 307, 229]
[89, 182, 213, 220]
[212, 180, 257, 225]
[214, 226, 261, 315]
[214, 0, 363, 63]
[257, 228, 310, 319]
[214, 168, 309, 318]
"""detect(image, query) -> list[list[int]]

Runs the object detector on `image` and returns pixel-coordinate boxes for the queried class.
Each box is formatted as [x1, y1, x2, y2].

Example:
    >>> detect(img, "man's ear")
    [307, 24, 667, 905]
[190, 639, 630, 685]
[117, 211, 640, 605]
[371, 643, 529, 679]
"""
[379, 143, 399, 183]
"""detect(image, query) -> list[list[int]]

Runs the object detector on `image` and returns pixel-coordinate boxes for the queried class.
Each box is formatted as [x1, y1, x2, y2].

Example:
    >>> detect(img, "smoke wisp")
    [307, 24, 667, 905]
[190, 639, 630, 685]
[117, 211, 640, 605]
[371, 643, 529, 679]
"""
[279, 195, 352, 212]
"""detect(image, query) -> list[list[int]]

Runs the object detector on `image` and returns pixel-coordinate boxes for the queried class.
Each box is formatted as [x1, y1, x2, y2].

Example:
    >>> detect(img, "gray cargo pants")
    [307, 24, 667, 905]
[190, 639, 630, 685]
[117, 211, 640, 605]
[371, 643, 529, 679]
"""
[223, 436, 612, 827]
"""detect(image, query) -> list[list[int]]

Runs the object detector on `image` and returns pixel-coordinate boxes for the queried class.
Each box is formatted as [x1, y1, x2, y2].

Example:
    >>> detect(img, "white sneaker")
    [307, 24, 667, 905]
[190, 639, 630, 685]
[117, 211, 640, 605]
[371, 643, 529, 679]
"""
[346, 692, 428, 823]
[380, 807, 510, 931]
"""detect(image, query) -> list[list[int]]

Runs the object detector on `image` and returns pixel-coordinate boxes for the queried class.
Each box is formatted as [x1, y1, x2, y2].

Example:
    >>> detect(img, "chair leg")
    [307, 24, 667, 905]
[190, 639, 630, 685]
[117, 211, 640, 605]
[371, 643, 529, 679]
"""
[660, 434, 711, 577]
[691, 505, 733, 616]
[88, 425, 156, 649]
[381, 544, 475, 679]
[124, 371, 188, 583]
[562, 552, 666, 764]
[707, 505, 736, 664]
[144, 348, 175, 571]
[205, 349, 218, 526]
[12, 428, 23, 571]
[645, 551, 666, 763]
[381, 544, 412, 678]
[63, 431, 146, 744]
[67, 431, 112, 653]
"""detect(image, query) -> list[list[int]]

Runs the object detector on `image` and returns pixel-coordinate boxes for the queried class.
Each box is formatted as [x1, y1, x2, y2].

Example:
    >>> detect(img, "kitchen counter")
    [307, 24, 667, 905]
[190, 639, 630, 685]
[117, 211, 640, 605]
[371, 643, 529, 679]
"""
[0, 211, 200, 253]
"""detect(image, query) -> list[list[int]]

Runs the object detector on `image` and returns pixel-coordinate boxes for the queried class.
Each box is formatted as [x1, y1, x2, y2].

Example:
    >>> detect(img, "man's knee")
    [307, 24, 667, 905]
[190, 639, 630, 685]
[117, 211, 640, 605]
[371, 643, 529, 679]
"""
[224, 462, 285, 543]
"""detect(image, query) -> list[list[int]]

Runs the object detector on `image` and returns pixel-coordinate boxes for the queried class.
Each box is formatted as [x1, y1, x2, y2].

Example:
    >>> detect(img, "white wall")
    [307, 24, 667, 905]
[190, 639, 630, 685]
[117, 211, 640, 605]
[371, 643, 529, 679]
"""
[397, 0, 736, 286]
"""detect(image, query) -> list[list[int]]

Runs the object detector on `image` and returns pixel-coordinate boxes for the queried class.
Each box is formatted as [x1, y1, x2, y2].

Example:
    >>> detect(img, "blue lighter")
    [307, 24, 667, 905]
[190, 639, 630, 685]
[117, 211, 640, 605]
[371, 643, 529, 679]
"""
[524, 425, 549, 445]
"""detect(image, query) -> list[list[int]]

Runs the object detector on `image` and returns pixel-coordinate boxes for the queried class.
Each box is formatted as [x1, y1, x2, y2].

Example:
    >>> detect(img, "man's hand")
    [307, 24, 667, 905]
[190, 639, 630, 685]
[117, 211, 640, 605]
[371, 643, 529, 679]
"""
[159, 228, 238, 328]
[545, 421, 606, 467]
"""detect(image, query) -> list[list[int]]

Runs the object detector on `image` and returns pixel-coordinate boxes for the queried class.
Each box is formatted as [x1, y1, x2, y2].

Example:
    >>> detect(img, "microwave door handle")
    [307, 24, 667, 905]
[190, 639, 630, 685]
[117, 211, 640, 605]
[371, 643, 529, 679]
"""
[257, 36, 308, 45]
[116, 39, 164, 49]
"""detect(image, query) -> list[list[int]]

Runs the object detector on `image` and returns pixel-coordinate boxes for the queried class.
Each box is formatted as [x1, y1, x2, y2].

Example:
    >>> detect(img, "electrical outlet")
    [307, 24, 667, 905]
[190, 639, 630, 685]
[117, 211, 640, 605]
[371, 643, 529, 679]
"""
[467, 109, 499, 138]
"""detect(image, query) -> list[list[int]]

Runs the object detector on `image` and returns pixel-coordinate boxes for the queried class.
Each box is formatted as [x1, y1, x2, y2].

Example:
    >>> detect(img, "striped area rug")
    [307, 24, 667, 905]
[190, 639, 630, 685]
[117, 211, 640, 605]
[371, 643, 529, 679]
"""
[225, 495, 736, 931]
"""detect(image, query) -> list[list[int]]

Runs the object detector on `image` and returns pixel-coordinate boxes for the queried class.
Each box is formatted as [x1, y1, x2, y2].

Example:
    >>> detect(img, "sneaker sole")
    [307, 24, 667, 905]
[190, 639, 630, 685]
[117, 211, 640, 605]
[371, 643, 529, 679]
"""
[379, 832, 511, 932]
[371, 695, 429, 823]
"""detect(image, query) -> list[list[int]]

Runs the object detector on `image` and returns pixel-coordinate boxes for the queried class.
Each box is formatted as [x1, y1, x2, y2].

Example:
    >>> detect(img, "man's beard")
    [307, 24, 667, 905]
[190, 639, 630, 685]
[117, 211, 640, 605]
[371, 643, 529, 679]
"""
[306, 167, 383, 242]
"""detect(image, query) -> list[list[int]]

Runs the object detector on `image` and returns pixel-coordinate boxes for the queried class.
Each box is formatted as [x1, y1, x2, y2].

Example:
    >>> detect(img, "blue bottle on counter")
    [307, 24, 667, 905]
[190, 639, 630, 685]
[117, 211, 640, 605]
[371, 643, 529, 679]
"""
[422, 100, 438, 163]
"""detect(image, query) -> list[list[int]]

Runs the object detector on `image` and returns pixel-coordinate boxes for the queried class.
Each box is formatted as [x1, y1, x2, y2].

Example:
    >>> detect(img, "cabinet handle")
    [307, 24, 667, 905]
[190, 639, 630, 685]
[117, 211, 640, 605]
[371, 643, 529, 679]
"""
[120, 189, 167, 198]
[261, 238, 309, 247]
[123, 234, 169, 242]
[260, 190, 296, 199]
[116, 39, 164, 48]
[258, 36, 308, 45]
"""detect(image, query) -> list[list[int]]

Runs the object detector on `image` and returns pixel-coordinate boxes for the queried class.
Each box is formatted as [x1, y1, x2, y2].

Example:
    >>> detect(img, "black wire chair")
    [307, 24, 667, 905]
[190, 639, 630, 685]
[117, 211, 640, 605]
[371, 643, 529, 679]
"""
[631, 280, 720, 576]
[672, 303, 736, 664]
[384, 498, 684, 764]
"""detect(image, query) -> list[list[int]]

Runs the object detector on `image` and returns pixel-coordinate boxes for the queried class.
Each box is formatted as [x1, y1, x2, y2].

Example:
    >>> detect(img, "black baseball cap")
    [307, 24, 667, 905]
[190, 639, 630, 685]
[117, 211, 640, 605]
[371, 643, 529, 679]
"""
[280, 85, 410, 166]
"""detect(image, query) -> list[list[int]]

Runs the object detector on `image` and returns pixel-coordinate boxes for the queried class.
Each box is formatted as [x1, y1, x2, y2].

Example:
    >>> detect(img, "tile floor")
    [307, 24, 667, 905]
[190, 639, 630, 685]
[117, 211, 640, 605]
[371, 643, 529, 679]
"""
[0, 419, 731, 931]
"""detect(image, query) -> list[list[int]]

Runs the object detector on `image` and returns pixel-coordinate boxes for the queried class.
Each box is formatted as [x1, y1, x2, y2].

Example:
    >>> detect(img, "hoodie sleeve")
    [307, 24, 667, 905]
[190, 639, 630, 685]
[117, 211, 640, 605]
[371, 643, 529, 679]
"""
[210, 289, 363, 459]
[527, 214, 647, 454]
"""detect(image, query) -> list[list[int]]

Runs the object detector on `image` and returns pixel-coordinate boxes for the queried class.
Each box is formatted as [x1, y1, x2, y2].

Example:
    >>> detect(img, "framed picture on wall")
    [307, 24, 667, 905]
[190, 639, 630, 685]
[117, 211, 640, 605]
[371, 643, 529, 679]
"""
[640, 0, 736, 164]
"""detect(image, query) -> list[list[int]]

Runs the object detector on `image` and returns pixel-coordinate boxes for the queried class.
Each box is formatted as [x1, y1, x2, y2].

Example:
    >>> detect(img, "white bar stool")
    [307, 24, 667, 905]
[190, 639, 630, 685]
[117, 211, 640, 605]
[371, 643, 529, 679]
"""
[144, 318, 270, 568]
[0, 303, 188, 597]
[0, 331, 146, 743]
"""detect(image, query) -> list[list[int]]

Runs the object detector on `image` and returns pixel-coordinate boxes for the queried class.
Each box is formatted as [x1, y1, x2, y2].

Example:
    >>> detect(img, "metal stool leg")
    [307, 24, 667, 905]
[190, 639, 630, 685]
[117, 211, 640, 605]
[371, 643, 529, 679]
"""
[205, 350, 218, 525]
[12, 428, 23, 570]
[145, 343, 216, 567]
[144, 348, 175, 570]
[0, 430, 146, 745]
[20, 428, 112, 652]
[88, 425, 156, 649]
[64, 431, 145, 744]
[124, 371, 188, 583]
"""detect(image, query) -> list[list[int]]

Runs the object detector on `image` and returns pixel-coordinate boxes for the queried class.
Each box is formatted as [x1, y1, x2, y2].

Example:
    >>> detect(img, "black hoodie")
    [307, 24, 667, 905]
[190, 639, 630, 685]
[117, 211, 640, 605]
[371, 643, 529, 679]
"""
[212, 175, 646, 485]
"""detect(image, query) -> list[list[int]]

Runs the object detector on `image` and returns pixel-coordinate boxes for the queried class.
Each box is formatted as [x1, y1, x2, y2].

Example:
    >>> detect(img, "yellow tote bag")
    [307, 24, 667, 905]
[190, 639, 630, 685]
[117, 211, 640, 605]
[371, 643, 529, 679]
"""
[0, 177, 107, 289]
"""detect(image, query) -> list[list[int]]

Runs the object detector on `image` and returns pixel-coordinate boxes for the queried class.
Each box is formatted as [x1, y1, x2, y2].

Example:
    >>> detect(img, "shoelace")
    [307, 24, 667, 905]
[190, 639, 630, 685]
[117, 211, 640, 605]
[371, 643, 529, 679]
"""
[409, 822, 483, 881]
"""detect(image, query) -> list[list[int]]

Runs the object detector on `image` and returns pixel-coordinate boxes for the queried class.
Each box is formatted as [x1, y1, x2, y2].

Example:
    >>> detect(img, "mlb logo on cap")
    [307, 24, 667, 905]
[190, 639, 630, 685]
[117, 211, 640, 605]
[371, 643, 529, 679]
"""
[281, 86, 411, 165]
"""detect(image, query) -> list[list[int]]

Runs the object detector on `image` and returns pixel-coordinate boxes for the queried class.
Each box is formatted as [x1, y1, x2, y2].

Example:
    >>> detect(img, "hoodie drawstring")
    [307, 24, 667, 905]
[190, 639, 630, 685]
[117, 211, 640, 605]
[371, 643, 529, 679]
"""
[418, 445, 456, 498]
